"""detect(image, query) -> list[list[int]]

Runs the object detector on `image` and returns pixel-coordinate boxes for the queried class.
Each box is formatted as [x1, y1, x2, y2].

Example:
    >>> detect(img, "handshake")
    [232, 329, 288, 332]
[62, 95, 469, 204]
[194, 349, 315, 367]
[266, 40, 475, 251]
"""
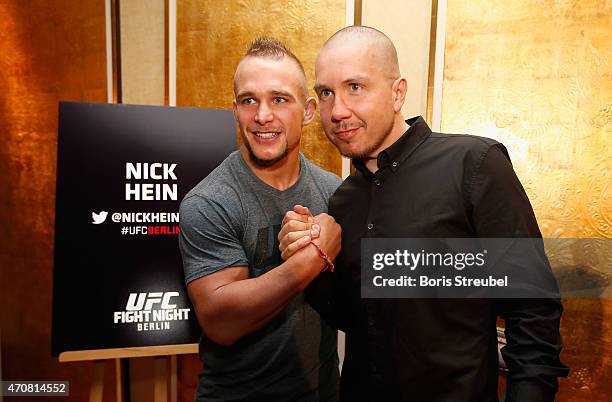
[278, 205, 342, 266]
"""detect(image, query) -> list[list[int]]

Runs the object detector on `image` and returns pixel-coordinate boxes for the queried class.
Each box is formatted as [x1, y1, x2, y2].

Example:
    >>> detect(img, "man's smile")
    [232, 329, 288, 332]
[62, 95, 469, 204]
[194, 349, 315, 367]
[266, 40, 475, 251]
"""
[250, 129, 282, 141]
[334, 125, 363, 141]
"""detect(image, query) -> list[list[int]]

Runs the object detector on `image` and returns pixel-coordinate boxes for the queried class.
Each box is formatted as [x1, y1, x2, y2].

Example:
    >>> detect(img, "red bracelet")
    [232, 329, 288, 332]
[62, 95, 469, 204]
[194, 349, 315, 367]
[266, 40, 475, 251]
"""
[310, 241, 334, 272]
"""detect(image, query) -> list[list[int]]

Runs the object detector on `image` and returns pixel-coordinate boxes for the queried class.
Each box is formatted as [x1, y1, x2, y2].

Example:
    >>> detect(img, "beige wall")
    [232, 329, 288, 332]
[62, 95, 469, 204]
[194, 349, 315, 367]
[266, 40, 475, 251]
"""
[362, 0, 433, 118]
[120, 0, 166, 105]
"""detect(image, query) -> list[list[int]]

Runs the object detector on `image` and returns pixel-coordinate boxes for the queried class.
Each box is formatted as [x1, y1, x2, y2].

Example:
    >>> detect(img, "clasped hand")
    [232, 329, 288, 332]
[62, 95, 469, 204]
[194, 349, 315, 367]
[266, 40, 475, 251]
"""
[278, 205, 341, 262]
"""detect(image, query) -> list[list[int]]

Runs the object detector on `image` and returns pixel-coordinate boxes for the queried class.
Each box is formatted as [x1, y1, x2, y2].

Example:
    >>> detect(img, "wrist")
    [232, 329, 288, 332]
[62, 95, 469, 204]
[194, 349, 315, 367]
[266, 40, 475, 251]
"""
[291, 244, 326, 289]
[309, 242, 334, 272]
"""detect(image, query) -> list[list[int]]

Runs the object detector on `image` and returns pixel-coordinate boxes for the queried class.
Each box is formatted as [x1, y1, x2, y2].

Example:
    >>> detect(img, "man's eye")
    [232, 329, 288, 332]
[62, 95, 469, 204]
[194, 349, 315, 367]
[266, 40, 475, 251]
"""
[241, 98, 256, 105]
[273, 97, 287, 104]
[320, 89, 332, 98]
[349, 83, 361, 92]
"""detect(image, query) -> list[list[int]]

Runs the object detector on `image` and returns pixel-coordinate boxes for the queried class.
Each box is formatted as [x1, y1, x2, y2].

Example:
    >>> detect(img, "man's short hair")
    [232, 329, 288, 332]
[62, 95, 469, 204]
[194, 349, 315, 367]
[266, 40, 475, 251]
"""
[244, 37, 307, 78]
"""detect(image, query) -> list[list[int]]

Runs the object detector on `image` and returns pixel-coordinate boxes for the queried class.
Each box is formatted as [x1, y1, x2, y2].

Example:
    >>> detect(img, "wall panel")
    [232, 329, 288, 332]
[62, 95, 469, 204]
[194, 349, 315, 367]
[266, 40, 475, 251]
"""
[441, 1, 611, 400]
[362, 0, 433, 118]
[120, 0, 166, 105]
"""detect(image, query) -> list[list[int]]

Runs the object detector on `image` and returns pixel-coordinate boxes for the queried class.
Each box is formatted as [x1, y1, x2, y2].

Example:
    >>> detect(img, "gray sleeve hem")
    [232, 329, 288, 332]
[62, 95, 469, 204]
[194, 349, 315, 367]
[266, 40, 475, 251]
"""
[185, 259, 250, 284]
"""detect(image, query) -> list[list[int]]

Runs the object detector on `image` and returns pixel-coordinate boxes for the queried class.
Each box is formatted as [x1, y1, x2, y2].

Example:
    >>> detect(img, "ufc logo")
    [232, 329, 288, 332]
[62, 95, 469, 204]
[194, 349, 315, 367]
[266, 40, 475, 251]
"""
[126, 292, 179, 311]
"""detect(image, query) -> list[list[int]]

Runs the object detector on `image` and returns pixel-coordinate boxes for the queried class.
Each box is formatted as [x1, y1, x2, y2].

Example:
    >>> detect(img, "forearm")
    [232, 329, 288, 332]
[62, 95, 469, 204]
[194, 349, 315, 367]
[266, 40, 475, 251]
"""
[305, 262, 352, 332]
[196, 244, 325, 345]
[499, 298, 569, 401]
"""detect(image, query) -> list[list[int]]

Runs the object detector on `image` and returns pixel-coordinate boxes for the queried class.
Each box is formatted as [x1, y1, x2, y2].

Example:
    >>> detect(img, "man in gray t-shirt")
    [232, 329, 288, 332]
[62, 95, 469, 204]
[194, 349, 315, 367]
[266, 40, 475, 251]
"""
[179, 38, 342, 401]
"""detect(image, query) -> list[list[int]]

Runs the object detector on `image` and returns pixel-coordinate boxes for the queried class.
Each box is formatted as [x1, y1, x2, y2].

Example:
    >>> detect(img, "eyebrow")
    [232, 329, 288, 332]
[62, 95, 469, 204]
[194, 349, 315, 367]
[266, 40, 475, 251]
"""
[270, 90, 296, 100]
[343, 75, 368, 83]
[235, 90, 296, 101]
[313, 83, 326, 93]
[235, 90, 253, 100]
[314, 75, 369, 93]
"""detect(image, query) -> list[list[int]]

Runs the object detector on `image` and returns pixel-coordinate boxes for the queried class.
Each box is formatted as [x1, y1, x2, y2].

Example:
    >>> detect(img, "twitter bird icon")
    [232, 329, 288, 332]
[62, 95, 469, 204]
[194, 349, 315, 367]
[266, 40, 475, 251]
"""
[92, 211, 108, 224]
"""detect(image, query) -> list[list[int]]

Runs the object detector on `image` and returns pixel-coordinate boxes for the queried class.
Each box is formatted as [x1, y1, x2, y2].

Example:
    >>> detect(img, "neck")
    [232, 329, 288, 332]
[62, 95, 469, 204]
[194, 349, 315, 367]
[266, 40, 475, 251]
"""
[364, 115, 409, 172]
[240, 145, 301, 190]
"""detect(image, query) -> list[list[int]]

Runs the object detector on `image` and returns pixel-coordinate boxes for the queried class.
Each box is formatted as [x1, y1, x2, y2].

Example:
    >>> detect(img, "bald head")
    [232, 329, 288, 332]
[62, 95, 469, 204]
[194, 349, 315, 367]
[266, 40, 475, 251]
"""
[314, 25, 409, 161]
[319, 26, 400, 80]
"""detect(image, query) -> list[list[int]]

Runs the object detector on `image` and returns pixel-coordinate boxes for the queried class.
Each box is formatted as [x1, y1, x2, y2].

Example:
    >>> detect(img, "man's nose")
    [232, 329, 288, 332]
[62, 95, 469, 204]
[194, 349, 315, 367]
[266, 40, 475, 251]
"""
[255, 102, 274, 124]
[331, 95, 351, 121]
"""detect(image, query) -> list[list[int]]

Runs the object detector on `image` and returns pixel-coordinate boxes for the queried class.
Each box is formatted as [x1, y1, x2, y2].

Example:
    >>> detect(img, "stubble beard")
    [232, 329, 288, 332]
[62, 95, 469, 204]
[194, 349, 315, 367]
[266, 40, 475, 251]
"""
[242, 134, 289, 168]
[331, 119, 394, 160]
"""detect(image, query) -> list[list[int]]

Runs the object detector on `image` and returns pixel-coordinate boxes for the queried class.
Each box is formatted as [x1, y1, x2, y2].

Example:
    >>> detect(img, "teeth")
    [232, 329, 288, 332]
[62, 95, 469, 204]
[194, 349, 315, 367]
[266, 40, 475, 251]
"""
[255, 132, 278, 139]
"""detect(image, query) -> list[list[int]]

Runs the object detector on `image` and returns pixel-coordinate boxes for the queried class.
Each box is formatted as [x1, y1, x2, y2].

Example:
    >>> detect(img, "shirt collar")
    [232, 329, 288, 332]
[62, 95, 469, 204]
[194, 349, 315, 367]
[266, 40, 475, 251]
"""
[353, 116, 432, 176]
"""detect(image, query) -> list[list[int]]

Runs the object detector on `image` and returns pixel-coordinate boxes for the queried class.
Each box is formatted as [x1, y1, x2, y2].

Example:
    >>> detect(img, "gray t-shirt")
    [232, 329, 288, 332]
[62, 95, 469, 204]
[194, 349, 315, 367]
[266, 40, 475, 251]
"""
[179, 151, 341, 402]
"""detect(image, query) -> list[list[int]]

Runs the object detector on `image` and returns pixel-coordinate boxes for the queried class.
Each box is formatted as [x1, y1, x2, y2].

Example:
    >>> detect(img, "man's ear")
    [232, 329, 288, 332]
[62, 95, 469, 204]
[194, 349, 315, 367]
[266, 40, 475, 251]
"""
[302, 96, 317, 126]
[392, 77, 407, 113]
[232, 99, 238, 121]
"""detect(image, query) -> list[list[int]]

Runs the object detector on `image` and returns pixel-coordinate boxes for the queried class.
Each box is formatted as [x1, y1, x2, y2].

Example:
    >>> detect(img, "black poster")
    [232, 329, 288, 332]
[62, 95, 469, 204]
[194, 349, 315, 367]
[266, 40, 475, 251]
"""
[52, 102, 236, 355]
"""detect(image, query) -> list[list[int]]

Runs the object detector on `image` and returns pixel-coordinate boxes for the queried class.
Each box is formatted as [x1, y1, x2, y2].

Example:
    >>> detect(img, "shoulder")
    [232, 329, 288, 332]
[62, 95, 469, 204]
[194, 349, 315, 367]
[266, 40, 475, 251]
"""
[430, 132, 505, 153]
[328, 169, 360, 210]
[301, 154, 342, 192]
[180, 151, 244, 219]
[182, 151, 241, 200]
[426, 132, 512, 169]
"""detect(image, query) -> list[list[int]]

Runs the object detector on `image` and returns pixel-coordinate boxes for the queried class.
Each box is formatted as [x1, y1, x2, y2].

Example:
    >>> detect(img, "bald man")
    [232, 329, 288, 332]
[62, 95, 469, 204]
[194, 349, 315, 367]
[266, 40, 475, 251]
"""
[279, 26, 568, 402]
[179, 38, 341, 401]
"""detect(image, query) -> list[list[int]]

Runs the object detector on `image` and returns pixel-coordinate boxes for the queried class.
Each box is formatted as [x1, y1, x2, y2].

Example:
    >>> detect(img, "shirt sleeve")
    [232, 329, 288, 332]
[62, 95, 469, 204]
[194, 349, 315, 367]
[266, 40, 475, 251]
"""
[468, 144, 569, 401]
[178, 193, 249, 284]
[305, 255, 355, 332]
[305, 197, 358, 333]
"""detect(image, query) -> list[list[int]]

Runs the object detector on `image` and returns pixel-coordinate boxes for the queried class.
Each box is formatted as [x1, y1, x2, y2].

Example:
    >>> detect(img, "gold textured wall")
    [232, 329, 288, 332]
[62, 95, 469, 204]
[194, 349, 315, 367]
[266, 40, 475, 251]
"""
[441, 1, 611, 400]
[0, 1, 113, 401]
[176, 0, 345, 176]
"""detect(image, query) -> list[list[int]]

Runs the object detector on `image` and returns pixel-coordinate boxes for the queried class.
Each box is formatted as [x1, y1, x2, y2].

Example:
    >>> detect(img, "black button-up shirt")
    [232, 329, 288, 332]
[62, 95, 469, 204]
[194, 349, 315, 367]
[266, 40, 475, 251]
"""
[307, 116, 568, 402]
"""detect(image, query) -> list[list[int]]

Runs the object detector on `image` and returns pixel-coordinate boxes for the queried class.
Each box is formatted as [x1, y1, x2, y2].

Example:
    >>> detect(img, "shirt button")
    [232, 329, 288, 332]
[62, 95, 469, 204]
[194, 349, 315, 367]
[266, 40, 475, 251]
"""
[373, 179, 381, 186]
[368, 317, 375, 326]
[392, 161, 398, 167]
[367, 223, 374, 230]
[371, 365, 378, 374]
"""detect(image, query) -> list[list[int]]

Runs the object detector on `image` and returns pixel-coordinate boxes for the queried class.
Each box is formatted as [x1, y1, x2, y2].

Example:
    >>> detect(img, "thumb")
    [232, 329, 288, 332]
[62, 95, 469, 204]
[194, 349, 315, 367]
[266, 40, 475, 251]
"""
[293, 204, 312, 217]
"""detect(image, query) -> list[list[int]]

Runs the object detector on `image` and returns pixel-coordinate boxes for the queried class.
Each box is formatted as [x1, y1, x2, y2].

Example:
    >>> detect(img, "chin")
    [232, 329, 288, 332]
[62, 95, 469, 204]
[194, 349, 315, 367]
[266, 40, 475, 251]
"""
[337, 143, 365, 159]
[248, 149, 288, 167]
